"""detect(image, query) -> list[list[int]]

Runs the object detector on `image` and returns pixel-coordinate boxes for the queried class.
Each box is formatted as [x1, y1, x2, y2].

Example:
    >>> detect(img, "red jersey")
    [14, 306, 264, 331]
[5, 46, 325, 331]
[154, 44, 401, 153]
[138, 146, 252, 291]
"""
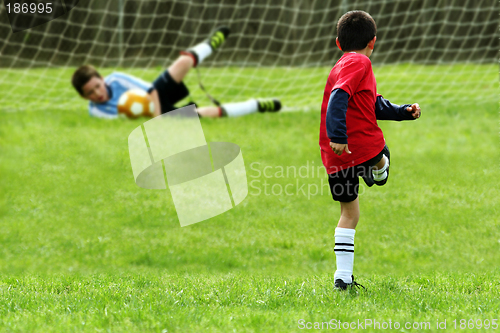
[319, 53, 385, 174]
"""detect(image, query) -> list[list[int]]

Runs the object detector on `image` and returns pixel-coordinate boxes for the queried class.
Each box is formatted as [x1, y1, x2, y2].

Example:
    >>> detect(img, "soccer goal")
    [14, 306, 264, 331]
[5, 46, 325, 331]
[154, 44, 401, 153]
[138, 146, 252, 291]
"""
[0, 0, 497, 112]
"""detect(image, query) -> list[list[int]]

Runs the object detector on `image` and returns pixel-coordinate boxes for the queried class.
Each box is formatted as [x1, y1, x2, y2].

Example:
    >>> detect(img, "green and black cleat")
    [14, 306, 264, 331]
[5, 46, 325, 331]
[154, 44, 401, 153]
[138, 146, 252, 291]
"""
[205, 26, 230, 51]
[257, 99, 282, 112]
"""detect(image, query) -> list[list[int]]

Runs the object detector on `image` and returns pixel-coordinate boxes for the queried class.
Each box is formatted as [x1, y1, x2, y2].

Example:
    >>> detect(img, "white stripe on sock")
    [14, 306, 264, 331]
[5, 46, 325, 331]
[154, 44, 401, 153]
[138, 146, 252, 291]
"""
[221, 99, 258, 117]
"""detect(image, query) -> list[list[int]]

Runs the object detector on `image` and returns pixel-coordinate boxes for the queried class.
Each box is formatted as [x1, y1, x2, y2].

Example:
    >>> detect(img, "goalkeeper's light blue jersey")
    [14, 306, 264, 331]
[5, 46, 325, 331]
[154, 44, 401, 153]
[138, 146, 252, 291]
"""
[88, 72, 153, 119]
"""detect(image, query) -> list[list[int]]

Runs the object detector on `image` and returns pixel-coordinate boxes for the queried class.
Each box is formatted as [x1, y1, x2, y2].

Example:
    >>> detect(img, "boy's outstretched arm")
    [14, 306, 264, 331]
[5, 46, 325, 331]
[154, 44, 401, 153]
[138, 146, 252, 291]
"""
[375, 95, 421, 121]
[326, 88, 352, 156]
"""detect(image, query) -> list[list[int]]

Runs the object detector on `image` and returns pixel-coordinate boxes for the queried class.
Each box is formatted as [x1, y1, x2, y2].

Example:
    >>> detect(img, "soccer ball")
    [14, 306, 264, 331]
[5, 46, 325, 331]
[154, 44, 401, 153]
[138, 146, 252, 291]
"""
[117, 89, 155, 118]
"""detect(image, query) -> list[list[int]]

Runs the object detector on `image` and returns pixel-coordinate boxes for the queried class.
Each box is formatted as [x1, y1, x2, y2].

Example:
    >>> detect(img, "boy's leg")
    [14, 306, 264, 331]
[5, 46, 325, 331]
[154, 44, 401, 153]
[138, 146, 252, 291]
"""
[374, 155, 388, 170]
[360, 145, 391, 187]
[196, 106, 221, 118]
[334, 198, 359, 286]
[328, 167, 363, 289]
[152, 27, 230, 114]
[338, 198, 360, 229]
[168, 26, 230, 83]
[372, 145, 390, 185]
[151, 70, 189, 114]
[220, 99, 281, 117]
[181, 26, 230, 67]
[167, 55, 195, 84]
[196, 99, 282, 118]
[169, 26, 230, 83]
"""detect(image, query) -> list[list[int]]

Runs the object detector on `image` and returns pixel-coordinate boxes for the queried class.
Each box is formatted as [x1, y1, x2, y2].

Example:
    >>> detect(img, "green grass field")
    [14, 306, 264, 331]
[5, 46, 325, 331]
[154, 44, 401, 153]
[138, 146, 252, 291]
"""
[0, 65, 499, 332]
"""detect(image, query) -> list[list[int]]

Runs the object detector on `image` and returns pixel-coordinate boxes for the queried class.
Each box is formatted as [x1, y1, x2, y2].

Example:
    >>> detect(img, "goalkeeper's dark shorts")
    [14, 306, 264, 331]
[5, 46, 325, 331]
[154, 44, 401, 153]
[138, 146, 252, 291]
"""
[327, 145, 390, 202]
[150, 70, 190, 114]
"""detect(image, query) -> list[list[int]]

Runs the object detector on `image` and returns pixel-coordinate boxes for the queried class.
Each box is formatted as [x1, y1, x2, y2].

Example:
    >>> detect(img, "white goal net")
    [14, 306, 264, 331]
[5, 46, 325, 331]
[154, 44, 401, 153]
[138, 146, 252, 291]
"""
[0, 0, 497, 113]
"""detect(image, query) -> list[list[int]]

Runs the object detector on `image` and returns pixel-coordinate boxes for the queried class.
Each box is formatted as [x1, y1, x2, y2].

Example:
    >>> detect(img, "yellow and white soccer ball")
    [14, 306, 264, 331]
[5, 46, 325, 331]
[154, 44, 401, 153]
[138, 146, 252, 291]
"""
[117, 89, 155, 118]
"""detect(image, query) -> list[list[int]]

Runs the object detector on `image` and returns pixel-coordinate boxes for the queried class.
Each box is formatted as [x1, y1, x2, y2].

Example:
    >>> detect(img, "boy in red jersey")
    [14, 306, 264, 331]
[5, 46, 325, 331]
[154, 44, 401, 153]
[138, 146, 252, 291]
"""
[319, 11, 421, 290]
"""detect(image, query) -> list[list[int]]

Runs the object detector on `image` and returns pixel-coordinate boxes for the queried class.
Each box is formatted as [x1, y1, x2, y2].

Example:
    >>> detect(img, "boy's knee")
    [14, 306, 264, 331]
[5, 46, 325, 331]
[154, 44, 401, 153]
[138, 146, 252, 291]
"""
[373, 155, 388, 170]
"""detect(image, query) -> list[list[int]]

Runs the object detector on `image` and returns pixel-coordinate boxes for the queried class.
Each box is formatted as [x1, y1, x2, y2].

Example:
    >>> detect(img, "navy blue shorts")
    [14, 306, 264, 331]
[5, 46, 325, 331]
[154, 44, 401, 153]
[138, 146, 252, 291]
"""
[328, 145, 390, 202]
[150, 70, 190, 114]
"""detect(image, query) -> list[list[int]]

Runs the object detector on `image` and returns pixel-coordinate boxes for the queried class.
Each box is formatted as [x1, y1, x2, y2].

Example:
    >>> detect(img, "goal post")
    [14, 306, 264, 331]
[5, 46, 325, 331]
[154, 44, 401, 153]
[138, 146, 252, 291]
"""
[0, 0, 497, 112]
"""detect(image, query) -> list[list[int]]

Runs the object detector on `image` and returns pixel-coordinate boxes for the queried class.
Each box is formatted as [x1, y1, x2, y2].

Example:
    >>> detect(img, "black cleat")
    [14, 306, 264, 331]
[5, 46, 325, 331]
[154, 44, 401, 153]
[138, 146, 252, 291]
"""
[361, 173, 375, 187]
[334, 275, 365, 291]
[334, 279, 349, 290]
[205, 26, 230, 51]
[257, 99, 282, 112]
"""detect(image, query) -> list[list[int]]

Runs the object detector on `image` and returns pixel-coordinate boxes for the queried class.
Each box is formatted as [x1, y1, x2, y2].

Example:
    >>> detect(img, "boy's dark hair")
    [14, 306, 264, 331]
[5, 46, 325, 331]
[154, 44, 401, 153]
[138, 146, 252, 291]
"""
[337, 11, 377, 52]
[71, 65, 102, 96]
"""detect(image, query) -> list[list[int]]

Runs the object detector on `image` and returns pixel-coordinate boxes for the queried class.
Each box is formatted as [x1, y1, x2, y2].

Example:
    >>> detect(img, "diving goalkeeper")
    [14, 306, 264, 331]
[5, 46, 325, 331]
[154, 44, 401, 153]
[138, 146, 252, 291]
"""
[71, 26, 281, 119]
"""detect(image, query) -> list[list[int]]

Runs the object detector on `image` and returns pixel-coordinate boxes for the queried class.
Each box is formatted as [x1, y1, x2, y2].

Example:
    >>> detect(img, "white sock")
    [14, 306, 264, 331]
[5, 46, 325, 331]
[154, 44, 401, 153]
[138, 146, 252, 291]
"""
[334, 227, 356, 284]
[190, 42, 213, 65]
[221, 99, 258, 117]
[372, 155, 389, 181]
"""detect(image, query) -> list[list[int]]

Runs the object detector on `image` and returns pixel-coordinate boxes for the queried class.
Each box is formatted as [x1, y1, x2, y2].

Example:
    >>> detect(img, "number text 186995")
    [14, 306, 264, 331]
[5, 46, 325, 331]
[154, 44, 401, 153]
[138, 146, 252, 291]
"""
[6, 3, 53, 14]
